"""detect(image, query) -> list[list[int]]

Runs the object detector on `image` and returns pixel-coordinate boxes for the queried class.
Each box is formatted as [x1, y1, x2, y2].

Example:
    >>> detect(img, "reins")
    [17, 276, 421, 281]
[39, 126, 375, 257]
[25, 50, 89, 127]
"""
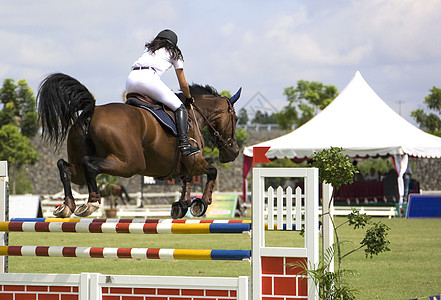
[190, 98, 236, 151]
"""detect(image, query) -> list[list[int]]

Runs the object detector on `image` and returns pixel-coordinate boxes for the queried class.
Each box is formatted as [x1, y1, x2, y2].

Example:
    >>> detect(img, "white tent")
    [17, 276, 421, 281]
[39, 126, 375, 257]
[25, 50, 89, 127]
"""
[244, 71, 441, 159]
[244, 71, 441, 204]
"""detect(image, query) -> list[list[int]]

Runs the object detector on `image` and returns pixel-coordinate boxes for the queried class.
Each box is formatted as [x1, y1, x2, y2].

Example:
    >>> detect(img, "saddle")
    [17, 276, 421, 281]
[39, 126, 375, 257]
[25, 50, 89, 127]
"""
[125, 93, 181, 136]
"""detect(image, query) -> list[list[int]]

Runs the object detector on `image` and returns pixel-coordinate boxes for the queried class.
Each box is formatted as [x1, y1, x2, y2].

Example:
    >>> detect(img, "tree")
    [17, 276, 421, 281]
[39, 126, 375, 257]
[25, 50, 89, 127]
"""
[0, 124, 38, 193]
[273, 104, 298, 130]
[411, 86, 441, 137]
[0, 102, 16, 128]
[20, 110, 38, 138]
[220, 90, 232, 98]
[0, 79, 16, 106]
[251, 110, 276, 124]
[275, 80, 338, 130]
[237, 108, 249, 125]
[16, 79, 39, 137]
[0, 78, 39, 138]
[0, 78, 40, 193]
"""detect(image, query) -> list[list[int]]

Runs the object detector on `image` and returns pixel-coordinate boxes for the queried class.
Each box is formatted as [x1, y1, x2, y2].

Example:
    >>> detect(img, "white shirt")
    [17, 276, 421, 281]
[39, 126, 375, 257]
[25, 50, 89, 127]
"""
[365, 173, 379, 181]
[131, 48, 184, 77]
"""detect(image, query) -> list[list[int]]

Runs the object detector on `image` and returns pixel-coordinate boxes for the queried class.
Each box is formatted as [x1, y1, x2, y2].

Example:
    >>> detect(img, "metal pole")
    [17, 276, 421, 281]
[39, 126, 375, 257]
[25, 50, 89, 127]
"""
[0, 161, 9, 273]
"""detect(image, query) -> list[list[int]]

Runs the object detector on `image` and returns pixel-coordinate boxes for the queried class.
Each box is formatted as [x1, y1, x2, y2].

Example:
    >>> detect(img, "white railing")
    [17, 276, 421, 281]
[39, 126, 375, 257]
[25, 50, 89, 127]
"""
[0, 273, 249, 300]
[237, 123, 281, 131]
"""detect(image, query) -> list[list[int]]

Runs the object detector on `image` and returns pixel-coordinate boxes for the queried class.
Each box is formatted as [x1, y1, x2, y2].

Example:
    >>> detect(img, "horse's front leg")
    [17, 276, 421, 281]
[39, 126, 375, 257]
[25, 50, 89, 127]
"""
[190, 165, 217, 217]
[171, 176, 192, 219]
[202, 165, 217, 205]
[53, 159, 77, 218]
[180, 177, 193, 207]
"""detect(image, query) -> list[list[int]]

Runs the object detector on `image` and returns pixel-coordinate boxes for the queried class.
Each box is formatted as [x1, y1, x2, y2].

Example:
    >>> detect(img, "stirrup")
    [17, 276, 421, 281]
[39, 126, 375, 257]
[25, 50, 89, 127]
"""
[179, 143, 200, 156]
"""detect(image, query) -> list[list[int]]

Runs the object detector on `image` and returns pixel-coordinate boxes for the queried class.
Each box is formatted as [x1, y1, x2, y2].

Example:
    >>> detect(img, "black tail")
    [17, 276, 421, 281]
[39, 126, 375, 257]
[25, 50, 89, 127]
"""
[37, 73, 96, 149]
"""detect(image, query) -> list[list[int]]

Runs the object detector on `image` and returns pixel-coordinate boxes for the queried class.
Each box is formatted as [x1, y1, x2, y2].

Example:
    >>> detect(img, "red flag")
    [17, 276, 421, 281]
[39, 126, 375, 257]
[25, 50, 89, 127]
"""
[253, 146, 271, 167]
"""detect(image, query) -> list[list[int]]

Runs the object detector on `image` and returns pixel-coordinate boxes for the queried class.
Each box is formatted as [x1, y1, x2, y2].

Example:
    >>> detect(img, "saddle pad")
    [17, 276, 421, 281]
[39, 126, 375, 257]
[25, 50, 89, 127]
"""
[126, 98, 177, 136]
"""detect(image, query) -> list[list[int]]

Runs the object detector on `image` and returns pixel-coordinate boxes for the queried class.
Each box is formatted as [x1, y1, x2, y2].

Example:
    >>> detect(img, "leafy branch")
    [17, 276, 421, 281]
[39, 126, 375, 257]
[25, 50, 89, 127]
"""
[298, 147, 391, 299]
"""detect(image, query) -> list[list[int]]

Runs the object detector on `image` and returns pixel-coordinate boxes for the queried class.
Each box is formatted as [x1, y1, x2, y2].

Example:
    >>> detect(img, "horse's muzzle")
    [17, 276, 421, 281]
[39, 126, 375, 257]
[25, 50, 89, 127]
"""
[219, 147, 239, 163]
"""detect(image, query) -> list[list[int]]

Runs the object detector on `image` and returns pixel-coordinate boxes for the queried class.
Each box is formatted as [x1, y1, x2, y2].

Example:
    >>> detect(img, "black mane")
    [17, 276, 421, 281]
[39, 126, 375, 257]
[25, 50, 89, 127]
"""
[189, 84, 221, 97]
[176, 84, 221, 102]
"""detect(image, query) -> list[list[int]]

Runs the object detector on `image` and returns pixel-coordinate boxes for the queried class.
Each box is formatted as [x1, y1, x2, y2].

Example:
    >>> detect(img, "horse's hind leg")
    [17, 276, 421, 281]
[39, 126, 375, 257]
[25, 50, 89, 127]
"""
[74, 154, 146, 217]
[121, 185, 131, 205]
[73, 156, 102, 217]
[53, 159, 77, 218]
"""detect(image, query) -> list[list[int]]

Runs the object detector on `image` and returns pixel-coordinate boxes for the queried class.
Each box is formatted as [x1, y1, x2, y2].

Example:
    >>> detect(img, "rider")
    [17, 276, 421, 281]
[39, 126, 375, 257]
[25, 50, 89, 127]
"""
[126, 29, 200, 156]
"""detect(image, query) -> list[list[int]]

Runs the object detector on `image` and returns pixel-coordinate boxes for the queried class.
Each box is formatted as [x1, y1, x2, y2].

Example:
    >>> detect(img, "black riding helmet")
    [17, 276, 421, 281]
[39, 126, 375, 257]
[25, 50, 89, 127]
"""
[156, 29, 178, 46]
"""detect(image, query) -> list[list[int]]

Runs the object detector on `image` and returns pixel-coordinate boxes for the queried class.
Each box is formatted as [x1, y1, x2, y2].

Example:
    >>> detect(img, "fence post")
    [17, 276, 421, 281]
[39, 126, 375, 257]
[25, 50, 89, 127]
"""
[237, 276, 249, 300]
[88, 273, 102, 300]
[305, 168, 319, 299]
[251, 168, 264, 299]
[322, 182, 334, 272]
[79, 273, 90, 300]
[0, 161, 8, 274]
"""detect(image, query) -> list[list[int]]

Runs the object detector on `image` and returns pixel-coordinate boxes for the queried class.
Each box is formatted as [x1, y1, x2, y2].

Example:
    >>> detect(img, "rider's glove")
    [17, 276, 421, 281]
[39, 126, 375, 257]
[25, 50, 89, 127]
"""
[185, 96, 195, 105]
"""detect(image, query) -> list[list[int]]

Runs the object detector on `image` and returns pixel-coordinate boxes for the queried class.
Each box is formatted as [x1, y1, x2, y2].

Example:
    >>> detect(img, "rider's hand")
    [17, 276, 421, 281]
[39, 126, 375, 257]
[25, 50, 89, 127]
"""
[186, 96, 195, 105]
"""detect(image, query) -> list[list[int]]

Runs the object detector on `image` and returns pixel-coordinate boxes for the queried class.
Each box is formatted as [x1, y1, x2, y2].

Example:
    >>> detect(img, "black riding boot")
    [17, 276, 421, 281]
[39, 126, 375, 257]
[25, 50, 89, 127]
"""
[175, 105, 200, 156]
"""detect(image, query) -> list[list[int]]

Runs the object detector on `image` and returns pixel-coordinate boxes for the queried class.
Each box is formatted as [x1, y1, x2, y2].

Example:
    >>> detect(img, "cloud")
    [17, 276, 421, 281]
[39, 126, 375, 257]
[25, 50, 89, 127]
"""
[326, 1, 441, 64]
[0, 0, 440, 123]
[253, 0, 441, 68]
[220, 23, 235, 36]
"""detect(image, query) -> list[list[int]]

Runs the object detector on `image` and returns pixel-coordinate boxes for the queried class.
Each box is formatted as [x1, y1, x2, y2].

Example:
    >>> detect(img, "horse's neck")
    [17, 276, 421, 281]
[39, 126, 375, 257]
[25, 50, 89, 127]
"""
[193, 97, 222, 128]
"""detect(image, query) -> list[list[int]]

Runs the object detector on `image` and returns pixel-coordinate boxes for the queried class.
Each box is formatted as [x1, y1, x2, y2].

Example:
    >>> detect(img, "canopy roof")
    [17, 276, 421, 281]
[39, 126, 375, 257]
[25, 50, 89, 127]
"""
[244, 71, 441, 159]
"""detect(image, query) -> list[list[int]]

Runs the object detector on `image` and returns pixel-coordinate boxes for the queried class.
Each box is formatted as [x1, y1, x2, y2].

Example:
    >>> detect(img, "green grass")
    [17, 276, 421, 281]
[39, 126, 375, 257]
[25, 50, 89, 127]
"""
[6, 217, 441, 299]
[339, 217, 441, 299]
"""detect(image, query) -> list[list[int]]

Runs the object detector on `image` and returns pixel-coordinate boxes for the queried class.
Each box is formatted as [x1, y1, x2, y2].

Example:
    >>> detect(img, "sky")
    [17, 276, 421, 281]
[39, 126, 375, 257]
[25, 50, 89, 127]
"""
[1, 0, 441, 125]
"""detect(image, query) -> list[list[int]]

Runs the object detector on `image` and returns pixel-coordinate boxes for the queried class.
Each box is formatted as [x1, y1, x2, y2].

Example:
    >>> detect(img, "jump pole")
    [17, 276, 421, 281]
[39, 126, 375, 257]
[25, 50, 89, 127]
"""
[0, 221, 252, 234]
[0, 220, 301, 234]
[10, 218, 253, 223]
[0, 246, 251, 261]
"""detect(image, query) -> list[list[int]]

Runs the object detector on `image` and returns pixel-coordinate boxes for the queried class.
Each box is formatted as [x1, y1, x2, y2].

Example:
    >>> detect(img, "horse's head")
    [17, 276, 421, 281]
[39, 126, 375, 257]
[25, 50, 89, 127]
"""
[190, 85, 242, 163]
[216, 90, 241, 163]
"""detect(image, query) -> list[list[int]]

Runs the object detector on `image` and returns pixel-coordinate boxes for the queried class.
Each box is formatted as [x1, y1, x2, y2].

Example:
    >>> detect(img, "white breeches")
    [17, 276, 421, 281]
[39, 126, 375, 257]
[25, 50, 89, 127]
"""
[125, 69, 182, 111]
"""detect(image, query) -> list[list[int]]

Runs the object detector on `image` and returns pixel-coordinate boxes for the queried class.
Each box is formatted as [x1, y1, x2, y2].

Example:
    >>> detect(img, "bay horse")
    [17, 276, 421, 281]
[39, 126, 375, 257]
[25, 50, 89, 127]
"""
[37, 73, 240, 219]
[99, 183, 131, 207]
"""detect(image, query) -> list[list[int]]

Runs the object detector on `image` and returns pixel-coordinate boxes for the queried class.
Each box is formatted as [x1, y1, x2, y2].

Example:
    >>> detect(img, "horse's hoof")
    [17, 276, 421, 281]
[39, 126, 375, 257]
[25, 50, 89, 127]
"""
[171, 202, 188, 219]
[74, 202, 100, 217]
[190, 198, 208, 217]
[53, 204, 74, 218]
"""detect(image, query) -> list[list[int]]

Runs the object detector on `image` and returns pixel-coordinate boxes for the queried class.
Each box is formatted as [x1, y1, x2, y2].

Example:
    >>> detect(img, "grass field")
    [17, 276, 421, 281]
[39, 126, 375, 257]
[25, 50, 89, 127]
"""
[6, 217, 441, 299]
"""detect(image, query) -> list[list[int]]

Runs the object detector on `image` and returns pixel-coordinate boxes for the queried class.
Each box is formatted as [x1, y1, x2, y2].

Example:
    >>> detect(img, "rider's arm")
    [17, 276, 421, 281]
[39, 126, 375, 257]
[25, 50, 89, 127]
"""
[175, 69, 192, 99]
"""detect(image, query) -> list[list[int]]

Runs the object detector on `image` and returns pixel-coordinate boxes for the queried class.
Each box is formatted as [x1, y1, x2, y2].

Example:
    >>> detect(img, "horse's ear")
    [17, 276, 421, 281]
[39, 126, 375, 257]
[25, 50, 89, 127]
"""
[228, 87, 242, 106]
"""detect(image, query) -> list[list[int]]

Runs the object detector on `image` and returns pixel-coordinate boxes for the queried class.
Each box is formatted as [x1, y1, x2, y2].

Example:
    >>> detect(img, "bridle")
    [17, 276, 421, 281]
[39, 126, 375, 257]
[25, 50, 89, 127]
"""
[191, 97, 237, 151]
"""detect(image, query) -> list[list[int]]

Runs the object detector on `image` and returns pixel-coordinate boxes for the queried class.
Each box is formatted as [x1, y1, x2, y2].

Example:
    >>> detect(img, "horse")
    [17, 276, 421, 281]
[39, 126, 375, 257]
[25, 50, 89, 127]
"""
[37, 73, 241, 219]
[99, 183, 131, 207]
